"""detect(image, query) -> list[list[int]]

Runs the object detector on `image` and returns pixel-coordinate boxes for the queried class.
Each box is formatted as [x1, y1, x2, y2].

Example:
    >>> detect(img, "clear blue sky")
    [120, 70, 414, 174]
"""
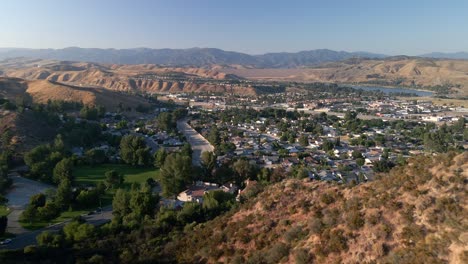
[1, 0, 467, 55]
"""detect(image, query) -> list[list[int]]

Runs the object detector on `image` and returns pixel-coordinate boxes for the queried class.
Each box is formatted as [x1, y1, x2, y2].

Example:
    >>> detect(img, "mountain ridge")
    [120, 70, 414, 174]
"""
[419, 52, 468, 60]
[0, 47, 387, 68]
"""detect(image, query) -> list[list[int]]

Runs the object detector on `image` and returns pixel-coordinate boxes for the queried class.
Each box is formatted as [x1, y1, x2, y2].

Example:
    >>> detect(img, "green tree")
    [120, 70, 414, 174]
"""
[85, 149, 107, 165]
[208, 126, 221, 147]
[80, 106, 99, 120]
[120, 135, 152, 166]
[153, 148, 167, 168]
[53, 158, 73, 184]
[203, 190, 235, 218]
[351, 150, 364, 159]
[156, 112, 175, 132]
[116, 120, 128, 129]
[294, 167, 309, 179]
[177, 202, 202, 224]
[159, 153, 192, 198]
[53, 134, 65, 153]
[321, 140, 335, 151]
[298, 135, 309, 147]
[55, 179, 72, 209]
[30, 193, 46, 208]
[104, 170, 124, 189]
[127, 185, 158, 223]
[63, 221, 95, 242]
[112, 189, 130, 221]
[180, 143, 193, 158]
[453, 117, 466, 132]
[36, 231, 64, 248]
[201, 151, 217, 177]
[356, 158, 365, 167]
[257, 167, 271, 184]
[36, 202, 60, 221]
[232, 159, 257, 185]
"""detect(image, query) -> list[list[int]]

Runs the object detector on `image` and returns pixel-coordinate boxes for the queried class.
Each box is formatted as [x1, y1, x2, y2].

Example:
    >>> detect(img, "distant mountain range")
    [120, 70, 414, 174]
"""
[0, 47, 387, 68]
[1, 47, 467, 68]
[419, 52, 468, 60]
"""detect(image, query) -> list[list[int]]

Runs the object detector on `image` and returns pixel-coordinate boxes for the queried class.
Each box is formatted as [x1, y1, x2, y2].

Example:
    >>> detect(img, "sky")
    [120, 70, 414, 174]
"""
[1, 0, 467, 55]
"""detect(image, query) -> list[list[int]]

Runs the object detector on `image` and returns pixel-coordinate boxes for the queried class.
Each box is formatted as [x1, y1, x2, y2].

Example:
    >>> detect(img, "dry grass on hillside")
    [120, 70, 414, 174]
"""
[0, 110, 58, 153]
[222, 58, 468, 96]
[1, 60, 250, 95]
[0, 77, 151, 111]
[173, 152, 468, 264]
[25, 80, 150, 111]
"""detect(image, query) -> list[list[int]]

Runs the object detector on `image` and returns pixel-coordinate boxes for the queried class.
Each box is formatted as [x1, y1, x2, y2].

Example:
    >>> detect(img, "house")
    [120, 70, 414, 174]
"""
[309, 170, 338, 182]
[177, 181, 235, 204]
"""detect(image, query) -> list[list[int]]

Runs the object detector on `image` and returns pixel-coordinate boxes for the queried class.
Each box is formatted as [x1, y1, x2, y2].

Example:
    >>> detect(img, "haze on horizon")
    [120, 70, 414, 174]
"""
[1, 0, 467, 56]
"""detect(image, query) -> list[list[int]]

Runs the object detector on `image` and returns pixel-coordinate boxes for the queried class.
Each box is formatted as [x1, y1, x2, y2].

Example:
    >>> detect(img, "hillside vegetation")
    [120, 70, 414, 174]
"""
[171, 152, 467, 263]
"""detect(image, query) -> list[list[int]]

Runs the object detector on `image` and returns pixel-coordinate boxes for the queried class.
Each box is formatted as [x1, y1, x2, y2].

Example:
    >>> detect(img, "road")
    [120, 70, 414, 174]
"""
[0, 206, 113, 250]
[5, 173, 55, 235]
[177, 119, 214, 166]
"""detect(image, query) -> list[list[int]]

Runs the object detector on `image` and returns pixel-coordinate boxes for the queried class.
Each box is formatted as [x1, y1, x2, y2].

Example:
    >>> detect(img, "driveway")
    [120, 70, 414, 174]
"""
[177, 119, 214, 166]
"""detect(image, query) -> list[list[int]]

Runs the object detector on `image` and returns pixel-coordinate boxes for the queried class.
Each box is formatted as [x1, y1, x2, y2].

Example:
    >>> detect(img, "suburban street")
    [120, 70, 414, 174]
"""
[177, 119, 214, 166]
[0, 207, 113, 250]
[5, 172, 54, 235]
[1, 172, 113, 250]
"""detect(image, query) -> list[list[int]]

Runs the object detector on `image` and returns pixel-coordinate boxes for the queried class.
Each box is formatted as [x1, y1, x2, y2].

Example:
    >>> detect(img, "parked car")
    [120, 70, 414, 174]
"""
[0, 239, 12, 245]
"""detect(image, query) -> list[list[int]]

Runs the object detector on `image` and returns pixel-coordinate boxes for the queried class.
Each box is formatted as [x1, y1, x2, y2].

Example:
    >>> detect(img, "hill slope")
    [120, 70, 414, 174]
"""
[0, 59, 257, 95]
[223, 57, 468, 96]
[0, 47, 386, 68]
[172, 153, 467, 263]
[0, 77, 150, 111]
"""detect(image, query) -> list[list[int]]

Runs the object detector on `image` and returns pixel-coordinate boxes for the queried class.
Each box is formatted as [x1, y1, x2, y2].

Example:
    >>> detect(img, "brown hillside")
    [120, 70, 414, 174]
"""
[0, 77, 150, 111]
[0, 111, 58, 153]
[172, 152, 468, 264]
[0, 59, 252, 95]
[222, 58, 468, 96]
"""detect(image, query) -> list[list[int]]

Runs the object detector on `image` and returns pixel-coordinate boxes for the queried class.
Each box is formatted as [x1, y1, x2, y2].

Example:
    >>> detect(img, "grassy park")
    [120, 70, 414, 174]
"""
[74, 164, 159, 205]
[74, 164, 159, 187]
[20, 164, 159, 230]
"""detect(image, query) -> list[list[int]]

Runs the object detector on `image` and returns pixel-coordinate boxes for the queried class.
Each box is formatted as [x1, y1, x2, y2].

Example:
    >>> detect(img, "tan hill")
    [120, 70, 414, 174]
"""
[222, 57, 468, 96]
[0, 110, 58, 153]
[0, 77, 150, 111]
[172, 152, 468, 263]
[0, 59, 255, 95]
[4, 57, 468, 96]
[0, 77, 152, 152]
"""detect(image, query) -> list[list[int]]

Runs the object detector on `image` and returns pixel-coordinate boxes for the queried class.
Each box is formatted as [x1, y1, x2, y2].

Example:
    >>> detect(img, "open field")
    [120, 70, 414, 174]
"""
[400, 96, 468, 108]
[74, 164, 159, 186]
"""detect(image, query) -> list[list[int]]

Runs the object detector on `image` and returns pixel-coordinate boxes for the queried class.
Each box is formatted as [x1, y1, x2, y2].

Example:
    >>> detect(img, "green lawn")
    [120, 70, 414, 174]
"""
[74, 164, 159, 187]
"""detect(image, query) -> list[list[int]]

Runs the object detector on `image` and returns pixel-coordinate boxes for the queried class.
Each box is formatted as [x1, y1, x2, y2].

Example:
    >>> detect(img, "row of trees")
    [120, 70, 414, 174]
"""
[24, 135, 69, 182]
[21, 181, 107, 224]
